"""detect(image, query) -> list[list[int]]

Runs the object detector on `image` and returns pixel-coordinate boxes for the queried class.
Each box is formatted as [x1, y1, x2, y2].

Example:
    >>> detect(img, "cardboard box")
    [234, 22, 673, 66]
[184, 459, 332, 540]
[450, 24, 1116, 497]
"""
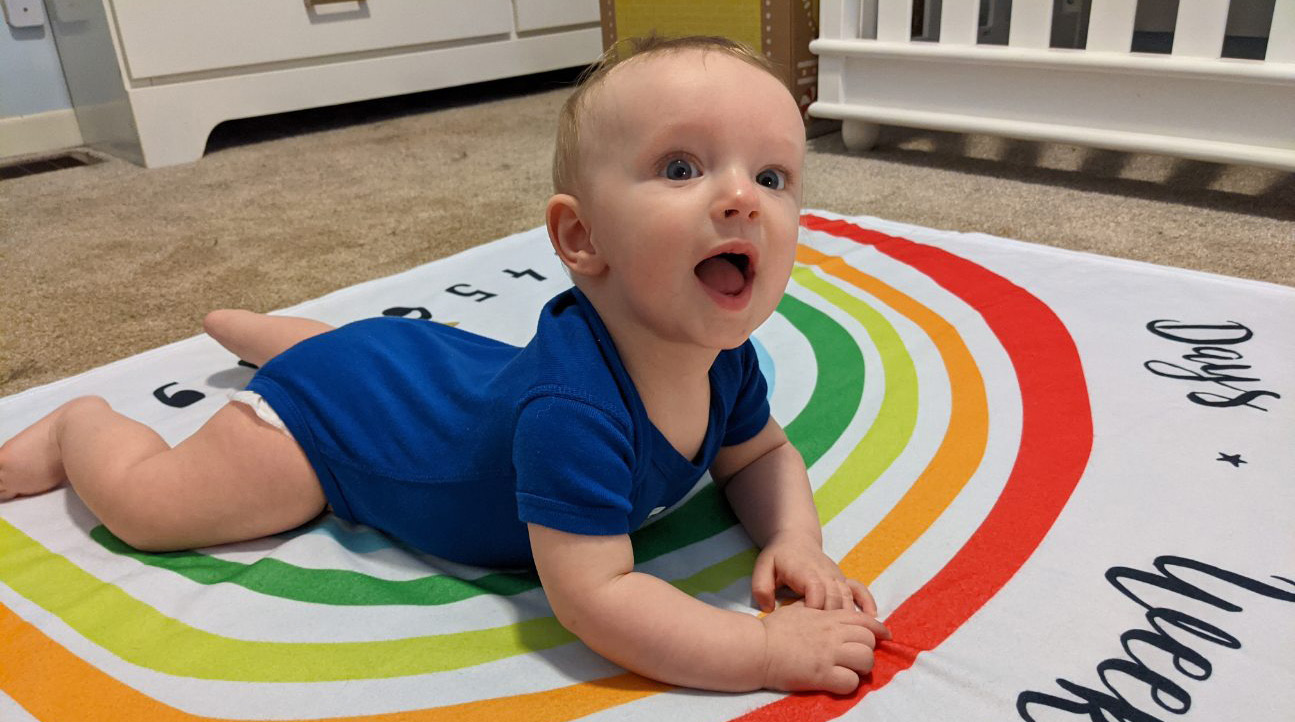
[599, 0, 823, 126]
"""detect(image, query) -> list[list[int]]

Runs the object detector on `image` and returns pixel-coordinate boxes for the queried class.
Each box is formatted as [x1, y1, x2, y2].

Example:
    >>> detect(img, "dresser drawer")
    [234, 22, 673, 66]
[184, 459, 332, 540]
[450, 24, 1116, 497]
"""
[515, 0, 598, 33]
[112, 0, 515, 80]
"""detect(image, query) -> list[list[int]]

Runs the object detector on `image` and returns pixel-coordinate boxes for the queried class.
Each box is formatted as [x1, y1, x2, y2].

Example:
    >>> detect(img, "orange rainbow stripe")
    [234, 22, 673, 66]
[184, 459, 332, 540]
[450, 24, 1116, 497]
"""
[0, 599, 668, 722]
[795, 245, 989, 584]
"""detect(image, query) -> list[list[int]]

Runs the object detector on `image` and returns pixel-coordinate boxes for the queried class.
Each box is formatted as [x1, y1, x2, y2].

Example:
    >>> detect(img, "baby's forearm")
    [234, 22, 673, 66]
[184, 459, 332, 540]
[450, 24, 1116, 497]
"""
[722, 439, 821, 548]
[554, 569, 768, 692]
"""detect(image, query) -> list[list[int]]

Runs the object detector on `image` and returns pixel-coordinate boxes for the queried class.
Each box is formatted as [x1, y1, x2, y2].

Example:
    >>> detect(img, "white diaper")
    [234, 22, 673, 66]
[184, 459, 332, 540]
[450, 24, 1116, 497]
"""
[229, 390, 293, 437]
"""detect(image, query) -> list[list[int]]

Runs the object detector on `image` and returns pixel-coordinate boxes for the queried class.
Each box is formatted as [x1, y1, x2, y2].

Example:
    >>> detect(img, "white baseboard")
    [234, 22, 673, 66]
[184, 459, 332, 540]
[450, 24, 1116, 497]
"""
[0, 108, 85, 160]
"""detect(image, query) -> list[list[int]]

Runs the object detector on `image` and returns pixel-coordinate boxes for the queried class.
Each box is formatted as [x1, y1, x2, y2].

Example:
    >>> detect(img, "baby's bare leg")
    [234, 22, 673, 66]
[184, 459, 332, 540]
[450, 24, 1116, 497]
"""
[0, 397, 324, 551]
[0, 403, 71, 500]
[204, 310, 334, 368]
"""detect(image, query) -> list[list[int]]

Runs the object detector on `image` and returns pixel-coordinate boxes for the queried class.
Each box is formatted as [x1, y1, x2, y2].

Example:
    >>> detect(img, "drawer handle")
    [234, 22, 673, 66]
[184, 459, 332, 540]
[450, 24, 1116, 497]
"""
[305, 0, 366, 5]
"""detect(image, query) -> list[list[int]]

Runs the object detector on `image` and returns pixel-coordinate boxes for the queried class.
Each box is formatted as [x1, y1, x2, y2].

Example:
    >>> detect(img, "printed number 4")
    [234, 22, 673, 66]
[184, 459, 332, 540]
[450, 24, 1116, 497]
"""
[504, 268, 546, 281]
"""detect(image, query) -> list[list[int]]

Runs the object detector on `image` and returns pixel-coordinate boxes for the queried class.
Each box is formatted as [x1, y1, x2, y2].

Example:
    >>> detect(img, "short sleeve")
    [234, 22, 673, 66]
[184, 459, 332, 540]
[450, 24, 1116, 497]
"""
[721, 341, 771, 447]
[513, 395, 636, 536]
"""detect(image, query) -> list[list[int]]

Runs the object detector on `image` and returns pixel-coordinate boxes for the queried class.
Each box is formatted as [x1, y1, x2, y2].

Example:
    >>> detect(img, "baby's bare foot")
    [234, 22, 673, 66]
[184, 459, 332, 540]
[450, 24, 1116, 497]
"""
[0, 404, 70, 500]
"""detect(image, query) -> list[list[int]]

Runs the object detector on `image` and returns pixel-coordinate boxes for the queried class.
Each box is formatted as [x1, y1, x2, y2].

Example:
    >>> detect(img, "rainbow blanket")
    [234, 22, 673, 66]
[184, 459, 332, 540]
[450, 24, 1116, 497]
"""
[3, 212, 1293, 721]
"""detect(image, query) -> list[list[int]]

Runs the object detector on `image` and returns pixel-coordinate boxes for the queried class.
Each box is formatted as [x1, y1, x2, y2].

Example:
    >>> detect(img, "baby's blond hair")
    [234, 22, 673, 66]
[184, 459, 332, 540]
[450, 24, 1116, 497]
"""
[552, 35, 781, 196]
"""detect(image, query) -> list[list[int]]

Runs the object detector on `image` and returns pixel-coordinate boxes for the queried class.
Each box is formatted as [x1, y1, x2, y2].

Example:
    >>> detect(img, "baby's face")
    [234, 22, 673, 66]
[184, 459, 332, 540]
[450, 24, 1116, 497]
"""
[576, 49, 806, 351]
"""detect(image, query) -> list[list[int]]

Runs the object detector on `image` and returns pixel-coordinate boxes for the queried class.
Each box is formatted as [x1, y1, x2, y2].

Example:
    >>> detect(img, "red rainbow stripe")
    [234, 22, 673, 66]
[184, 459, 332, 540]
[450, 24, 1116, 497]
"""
[730, 216, 1095, 722]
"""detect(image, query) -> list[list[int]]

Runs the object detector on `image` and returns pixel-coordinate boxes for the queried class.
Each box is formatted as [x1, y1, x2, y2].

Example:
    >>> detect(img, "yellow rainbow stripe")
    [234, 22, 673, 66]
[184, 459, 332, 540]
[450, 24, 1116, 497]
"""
[794, 246, 990, 582]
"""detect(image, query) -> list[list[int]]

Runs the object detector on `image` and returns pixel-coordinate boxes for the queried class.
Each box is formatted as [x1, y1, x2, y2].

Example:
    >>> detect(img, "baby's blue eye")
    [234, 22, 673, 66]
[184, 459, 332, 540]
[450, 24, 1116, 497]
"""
[662, 158, 700, 181]
[756, 168, 786, 190]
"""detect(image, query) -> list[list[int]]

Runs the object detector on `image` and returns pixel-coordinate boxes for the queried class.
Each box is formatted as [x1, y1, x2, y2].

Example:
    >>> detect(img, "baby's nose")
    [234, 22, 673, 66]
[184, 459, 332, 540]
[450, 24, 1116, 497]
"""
[718, 175, 760, 221]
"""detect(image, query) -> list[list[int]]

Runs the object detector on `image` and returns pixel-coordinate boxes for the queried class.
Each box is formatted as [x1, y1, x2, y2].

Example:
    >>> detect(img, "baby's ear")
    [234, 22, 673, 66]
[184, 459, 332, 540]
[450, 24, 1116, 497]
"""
[546, 194, 606, 277]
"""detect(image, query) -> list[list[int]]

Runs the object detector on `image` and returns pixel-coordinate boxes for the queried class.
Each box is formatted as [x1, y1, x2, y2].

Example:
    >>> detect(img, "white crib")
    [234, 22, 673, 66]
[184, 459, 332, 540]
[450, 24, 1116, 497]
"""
[810, 0, 1295, 170]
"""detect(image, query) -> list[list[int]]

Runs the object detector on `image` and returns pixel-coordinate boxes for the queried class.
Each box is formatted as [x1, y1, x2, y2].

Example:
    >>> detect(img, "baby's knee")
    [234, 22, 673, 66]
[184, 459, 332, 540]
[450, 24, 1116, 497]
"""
[64, 395, 111, 417]
[96, 484, 192, 552]
[110, 519, 182, 553]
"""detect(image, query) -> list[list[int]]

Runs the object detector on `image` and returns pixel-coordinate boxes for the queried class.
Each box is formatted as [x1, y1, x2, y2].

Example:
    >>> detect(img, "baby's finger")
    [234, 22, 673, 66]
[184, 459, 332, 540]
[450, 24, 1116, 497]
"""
[751, 554, 777, 612]
[821, 579, 847, 611]
[841, 621, 877, 648]
[826, 586, 844, 611]
[803, 578, 826, 609]
[821, 666, 861, 696]
[811, 577, 836, 610]
[839, 610, 891, 641]
[848, 579, 879, 616]
[835, 581, 854, 611]
[836, 641, 877, 675]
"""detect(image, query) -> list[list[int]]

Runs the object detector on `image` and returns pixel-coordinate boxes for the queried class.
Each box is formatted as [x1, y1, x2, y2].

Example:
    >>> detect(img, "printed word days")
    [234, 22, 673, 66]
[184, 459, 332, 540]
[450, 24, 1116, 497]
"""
[1143, 320, 1280, 411]
[1016, 555, 1295, 721]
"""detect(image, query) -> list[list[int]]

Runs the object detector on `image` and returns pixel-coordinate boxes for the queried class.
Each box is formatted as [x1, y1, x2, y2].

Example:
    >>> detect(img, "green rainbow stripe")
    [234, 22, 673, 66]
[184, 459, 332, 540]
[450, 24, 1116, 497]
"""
[776, 293, 866, 469]
[90, 526, 541, 606]
[85, 293, 866, 607]
[790, 267, 920, 524]
[0, 269, 914, 683]
[0, 518, 572, 681]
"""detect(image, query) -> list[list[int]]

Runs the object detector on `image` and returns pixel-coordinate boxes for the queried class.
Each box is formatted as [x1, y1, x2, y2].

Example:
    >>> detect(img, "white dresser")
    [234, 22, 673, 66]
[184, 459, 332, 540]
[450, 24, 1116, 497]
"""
[48, 0, 602, 167]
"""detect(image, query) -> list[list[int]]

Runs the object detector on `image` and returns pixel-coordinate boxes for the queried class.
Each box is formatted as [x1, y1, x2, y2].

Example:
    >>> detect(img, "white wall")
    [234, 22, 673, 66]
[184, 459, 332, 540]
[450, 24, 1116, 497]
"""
[1, 8, 82, 157]
[1, 23, 71, 115]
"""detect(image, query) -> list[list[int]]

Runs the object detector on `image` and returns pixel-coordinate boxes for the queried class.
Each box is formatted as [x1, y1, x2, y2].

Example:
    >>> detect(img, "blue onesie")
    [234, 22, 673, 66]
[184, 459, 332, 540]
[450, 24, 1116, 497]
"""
[245, 287, 770, 568]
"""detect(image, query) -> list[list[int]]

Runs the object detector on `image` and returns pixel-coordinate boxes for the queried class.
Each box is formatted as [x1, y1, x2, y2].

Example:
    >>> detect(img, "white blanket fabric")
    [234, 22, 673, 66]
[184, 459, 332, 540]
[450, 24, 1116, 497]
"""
[1, 212, 1291, 722]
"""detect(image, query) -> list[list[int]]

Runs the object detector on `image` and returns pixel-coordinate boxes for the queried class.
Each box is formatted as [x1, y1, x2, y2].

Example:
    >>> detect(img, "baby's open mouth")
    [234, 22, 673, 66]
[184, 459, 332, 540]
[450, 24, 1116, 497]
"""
[695, 252, 752, 296]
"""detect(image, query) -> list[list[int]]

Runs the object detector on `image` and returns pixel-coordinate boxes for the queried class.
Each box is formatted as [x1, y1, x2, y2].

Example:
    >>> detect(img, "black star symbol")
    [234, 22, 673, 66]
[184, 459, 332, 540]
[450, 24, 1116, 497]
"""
[1217, 453, 1246, 467]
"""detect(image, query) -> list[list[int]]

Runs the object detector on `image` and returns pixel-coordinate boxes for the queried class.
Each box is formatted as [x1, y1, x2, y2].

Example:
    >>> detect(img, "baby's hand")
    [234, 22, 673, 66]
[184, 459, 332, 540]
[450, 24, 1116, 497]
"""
[759, 601, 890, 694]
[752, 532, 878, 614]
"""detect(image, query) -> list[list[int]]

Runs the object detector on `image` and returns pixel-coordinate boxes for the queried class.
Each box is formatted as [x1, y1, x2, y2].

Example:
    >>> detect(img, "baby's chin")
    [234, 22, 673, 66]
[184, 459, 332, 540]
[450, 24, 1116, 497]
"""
[709, 317, 772, 352]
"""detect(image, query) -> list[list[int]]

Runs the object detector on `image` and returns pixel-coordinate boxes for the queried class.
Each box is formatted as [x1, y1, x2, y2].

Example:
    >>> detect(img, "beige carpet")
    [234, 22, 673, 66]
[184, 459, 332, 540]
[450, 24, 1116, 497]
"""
[1, 67, 1292, 398]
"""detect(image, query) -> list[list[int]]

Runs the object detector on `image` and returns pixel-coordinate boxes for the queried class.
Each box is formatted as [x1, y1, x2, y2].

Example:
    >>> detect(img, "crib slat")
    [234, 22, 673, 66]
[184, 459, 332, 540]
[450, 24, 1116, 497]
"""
[820, 0, 845, 39]
[876, 0, 914, 41]
[821, 0, 866, 40]
[1270, 0, 1295, 62]
[939, 0, 980, 45]
[1172, 0, 1229, 58]
[1085, 0, 1136, 53]
[1008, 3, 1053, 49]
[859, 0, 880, 40]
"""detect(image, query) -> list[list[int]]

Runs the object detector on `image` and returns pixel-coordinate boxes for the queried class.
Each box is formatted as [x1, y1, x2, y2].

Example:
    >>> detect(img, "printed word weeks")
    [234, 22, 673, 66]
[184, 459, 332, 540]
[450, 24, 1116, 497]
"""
[1016, 555, 1295, 721]
[1143, 320, 1280, 411]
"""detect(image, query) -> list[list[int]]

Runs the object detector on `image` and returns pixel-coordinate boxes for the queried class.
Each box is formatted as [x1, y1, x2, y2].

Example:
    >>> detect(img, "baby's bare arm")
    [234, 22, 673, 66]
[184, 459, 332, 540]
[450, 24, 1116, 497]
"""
[529, 524, 767, 691]
[711, 419, 821, 550]
[713, 419, 881, 616]
[528, 524, 887, 693]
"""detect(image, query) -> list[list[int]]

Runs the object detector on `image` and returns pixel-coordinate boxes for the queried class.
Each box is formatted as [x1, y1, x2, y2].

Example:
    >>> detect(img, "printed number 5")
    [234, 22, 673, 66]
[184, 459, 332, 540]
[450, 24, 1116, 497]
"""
[446, 284, 497, 302]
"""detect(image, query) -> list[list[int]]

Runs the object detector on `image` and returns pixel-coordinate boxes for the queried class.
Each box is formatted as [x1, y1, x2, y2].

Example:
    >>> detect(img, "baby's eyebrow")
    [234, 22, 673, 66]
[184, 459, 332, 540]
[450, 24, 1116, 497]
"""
[641, 120, 714, 146]
[640, 123, 804, 163]
[758, 133, 807, 157]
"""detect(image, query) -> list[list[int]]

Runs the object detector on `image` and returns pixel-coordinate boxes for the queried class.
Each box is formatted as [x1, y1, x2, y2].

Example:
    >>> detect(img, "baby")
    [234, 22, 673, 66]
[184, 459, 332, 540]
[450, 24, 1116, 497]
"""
[0, 35, 888, 694]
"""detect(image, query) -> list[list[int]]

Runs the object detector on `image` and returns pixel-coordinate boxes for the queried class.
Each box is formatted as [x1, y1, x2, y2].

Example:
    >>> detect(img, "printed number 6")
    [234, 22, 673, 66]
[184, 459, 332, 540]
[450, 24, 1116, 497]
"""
[154, 382, 205, 408]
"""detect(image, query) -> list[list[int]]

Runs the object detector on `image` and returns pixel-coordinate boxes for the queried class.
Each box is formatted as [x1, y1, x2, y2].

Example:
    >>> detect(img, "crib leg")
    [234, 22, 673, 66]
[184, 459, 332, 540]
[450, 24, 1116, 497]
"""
[842, 120, 881, 152]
